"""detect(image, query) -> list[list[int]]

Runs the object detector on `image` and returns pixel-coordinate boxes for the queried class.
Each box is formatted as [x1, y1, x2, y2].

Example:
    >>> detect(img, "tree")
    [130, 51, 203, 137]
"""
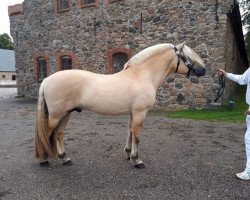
[245, 31, 250, 62]
[241, 0, 250, 30]
[0, 33, 14, 50]
[240, 0, 250, 60]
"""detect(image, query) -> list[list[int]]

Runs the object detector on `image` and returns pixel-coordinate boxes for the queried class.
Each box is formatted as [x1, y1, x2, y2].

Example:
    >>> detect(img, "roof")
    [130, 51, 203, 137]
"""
[0, 49, 15, 72]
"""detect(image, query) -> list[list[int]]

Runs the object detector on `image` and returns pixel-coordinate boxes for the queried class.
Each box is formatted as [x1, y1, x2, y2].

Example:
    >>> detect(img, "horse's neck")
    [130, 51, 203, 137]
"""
[142, 53, 175, 90]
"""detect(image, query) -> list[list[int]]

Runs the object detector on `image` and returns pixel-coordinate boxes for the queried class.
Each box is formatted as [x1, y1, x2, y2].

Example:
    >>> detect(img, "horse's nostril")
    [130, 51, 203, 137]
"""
[196, 67, 206, 76]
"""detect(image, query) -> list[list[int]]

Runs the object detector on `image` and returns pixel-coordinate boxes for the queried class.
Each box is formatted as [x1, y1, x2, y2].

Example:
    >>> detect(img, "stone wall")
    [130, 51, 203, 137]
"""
[9, 0, 248, 110]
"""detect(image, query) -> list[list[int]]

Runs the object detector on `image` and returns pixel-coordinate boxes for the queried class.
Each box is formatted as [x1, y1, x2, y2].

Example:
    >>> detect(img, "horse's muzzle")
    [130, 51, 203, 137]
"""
[192, 67, 206, 77]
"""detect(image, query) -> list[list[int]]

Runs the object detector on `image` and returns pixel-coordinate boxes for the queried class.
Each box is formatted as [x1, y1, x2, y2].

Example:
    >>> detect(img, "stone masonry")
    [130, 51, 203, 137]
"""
[9, 0, 248, 110]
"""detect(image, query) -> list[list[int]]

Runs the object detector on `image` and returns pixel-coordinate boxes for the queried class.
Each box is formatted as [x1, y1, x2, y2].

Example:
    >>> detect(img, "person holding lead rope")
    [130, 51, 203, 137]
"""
[218, 68, 250, 180]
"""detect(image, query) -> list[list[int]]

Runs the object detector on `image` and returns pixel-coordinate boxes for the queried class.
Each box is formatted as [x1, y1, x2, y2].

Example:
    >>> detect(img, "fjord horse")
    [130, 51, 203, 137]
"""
[35, 43, 206, 168]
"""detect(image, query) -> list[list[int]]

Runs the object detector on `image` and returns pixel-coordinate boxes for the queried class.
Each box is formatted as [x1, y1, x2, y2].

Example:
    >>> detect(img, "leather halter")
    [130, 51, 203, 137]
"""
[174, 46, 194, 76]
[173, 46, 206, 78]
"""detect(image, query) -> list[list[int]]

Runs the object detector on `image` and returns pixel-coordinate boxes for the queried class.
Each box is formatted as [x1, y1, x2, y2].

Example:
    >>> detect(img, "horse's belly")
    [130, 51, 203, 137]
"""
[78, 90, 130, 115]
[78, 76, 155, 115]
[84, 101, 130, 115]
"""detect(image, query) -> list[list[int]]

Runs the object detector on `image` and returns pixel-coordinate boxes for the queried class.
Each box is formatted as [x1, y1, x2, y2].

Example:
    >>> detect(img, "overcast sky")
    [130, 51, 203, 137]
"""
[0, 0, 24, 36]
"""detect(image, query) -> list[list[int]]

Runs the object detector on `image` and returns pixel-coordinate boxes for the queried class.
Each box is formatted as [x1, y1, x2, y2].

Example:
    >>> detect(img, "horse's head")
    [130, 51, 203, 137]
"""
[174, 43, 206, 77]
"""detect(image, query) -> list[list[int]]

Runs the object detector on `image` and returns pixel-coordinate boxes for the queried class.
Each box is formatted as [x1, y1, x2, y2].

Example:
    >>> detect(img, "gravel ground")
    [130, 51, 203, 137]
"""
[0, 97, 250, 200]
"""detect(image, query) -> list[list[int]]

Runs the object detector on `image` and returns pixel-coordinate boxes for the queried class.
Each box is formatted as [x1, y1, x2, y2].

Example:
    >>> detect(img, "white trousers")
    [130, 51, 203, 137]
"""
[245, 115, 250, 172]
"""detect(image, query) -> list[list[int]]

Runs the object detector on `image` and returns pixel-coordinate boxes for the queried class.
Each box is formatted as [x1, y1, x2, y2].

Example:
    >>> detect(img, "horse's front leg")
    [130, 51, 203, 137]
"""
[130, 110, 147, 168]
[124, 114, 132, 159]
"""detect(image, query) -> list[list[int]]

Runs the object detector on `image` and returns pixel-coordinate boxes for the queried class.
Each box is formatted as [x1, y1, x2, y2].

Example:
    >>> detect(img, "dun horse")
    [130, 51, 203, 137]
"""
[35, 43, 206, 168]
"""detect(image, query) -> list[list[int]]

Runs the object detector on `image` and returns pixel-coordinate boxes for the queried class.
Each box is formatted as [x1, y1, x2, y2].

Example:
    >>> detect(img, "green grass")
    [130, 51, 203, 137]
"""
[153, 89, 248, 123]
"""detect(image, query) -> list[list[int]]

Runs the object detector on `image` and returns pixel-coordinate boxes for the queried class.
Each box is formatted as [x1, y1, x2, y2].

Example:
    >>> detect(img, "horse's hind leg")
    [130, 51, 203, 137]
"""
[124, 114, 132, 159]
[38, 116, 60, 166]
[54, 113, 72, 165]
[130, 110, 147, 168]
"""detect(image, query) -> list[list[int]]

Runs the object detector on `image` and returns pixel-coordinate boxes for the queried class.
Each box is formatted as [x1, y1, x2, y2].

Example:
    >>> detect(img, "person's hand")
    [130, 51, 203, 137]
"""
[245, 109, 250, 115]
[217, 69, 227, 76]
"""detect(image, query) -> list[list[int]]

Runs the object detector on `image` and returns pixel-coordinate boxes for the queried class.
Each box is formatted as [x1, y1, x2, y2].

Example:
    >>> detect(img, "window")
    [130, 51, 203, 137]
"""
[79, 0, 99, 8]
[33, 53, 50, 81]
[83, 0, 95, 4]
[112, 53, 128, 73]
[55, 0, 71, 13]
[12, 75, 16, 81]
[108, 48, 133, 74]
[2, 75, 6, 79]
[37, 57, 48, 80]
[59, 0, 69, 10]
[61, 56, 72, 70]
[56, 51, 77, 71]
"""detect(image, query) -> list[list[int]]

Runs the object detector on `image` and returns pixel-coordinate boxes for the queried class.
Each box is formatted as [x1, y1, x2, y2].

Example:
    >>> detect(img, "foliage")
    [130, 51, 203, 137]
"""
[0, 33, 14, 50]
[240, 0, 250, 60]
[241, 0, 250, 31]
[245, 31, 250, 61]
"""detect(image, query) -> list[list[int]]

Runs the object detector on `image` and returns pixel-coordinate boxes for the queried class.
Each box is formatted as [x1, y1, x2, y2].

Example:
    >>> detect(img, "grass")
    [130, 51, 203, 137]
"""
[153, 89, 248, 123]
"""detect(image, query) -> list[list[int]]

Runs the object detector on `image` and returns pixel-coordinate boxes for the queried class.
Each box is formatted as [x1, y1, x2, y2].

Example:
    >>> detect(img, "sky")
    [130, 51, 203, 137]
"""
[0, 0, 24, 36]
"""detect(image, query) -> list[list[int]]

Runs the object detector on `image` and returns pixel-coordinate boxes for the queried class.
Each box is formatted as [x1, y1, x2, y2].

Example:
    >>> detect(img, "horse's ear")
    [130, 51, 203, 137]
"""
[177, 41, 186, 51]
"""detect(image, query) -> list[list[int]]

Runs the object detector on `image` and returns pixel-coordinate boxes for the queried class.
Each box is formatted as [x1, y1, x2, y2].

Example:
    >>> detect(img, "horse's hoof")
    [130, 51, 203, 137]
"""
[63, 159, 73, 166]
[134, 163, 145, 169]
[39, 161, 50, 167]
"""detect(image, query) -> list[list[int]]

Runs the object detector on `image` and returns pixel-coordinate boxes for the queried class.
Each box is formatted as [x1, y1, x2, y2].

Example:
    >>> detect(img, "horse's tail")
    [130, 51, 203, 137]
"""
[35, 81, 58, 160]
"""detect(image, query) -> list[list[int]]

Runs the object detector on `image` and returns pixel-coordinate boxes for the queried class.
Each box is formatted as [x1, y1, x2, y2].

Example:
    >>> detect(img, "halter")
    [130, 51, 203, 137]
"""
[174, 46, 205, 78]
[174, 46, 194, 76]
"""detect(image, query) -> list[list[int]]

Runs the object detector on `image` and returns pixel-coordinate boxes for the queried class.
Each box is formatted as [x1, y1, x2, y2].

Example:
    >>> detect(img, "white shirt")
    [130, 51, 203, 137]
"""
[226, 67, 250, 106]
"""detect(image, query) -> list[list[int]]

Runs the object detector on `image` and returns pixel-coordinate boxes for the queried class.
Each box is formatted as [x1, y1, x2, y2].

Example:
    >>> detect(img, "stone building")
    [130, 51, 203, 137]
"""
[0, 49, 16, 81]
[9, 0, 248, 110]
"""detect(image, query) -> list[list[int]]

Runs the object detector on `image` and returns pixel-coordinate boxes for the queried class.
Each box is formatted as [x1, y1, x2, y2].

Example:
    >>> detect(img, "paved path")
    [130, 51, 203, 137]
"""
[0, 98, 250, 199]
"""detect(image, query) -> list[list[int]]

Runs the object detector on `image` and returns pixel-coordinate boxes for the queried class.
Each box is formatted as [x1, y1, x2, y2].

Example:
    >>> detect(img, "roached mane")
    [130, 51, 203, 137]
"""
[123, 43, 174, 70]
[123, 43, 205, 70]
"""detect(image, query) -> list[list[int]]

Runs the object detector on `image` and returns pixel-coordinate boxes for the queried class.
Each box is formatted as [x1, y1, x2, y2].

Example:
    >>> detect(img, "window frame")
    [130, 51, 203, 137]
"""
[107, 48, 133, 74]
[106, 0, 123, 4]
[33, 53, 50, 81]
[61, 56, 73, 70]
[79, 0, 99, 8]
[112, 52, 129, 73]
[54, 0, 72, 13]
[56, 51, 77, 71]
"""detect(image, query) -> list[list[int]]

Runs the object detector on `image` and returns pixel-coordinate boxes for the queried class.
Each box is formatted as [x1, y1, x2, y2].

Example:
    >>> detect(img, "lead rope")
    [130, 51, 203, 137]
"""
[211, 70, 226, 102]
[214, 75, 225, 102]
